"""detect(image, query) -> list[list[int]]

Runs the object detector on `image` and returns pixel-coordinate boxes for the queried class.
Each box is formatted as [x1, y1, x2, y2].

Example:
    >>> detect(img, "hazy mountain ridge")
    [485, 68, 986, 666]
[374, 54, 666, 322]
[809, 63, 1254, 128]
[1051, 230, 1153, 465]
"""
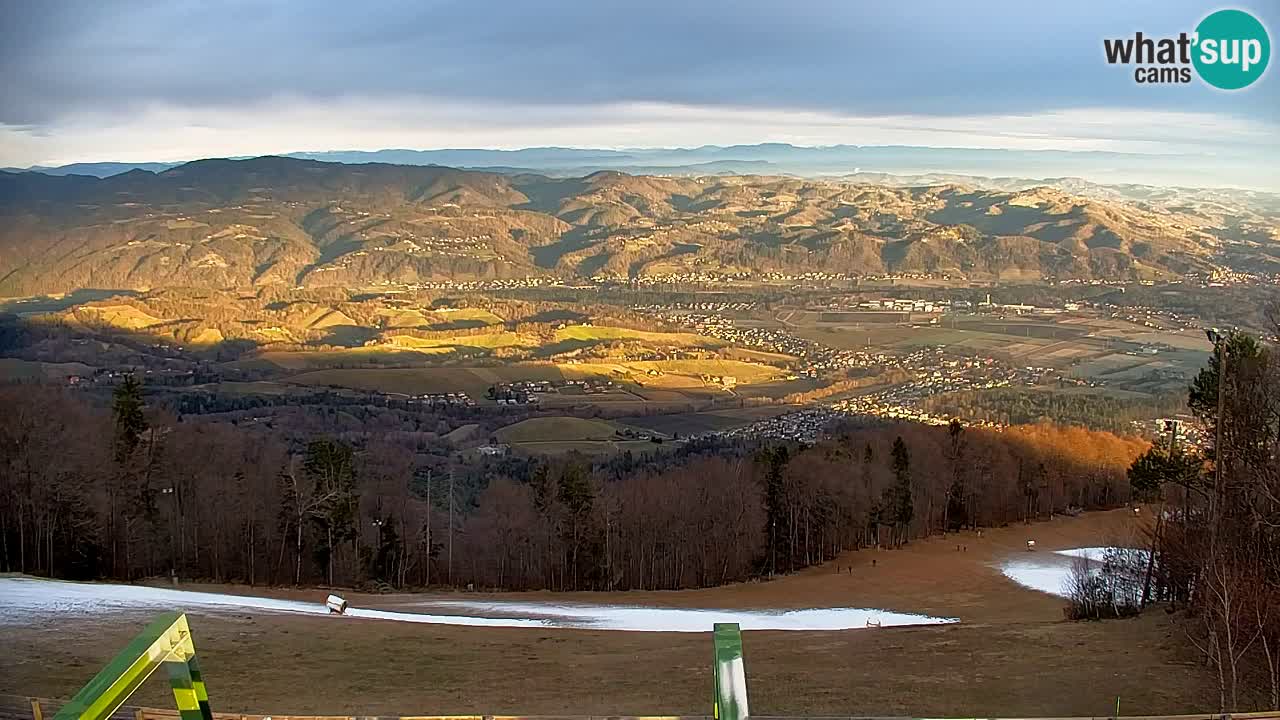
[1, 156, 1275, 296]
[11, 142, 1277, 191]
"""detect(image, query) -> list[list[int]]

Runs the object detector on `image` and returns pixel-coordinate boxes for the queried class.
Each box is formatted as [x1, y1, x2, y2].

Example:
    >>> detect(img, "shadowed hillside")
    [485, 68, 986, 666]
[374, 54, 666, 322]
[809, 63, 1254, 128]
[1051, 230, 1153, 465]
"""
[2, 157, 1275, 296]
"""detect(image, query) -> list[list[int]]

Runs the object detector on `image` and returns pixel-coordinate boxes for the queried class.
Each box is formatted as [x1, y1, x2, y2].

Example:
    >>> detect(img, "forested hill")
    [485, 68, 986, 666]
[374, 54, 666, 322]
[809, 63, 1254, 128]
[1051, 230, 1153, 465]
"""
[3, 156, 1274, 296]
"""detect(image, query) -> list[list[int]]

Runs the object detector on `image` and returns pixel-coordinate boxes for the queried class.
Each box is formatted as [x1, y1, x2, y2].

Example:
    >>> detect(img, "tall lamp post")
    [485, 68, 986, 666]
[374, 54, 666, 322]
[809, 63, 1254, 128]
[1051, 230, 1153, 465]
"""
[1206, 328, 1226, 523]
[161, 485, 177, 582]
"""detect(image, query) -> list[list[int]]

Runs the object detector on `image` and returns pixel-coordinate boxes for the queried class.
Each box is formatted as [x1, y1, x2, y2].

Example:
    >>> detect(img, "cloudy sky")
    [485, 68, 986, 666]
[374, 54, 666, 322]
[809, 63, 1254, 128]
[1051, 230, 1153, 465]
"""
[0, 0, 1276, 174]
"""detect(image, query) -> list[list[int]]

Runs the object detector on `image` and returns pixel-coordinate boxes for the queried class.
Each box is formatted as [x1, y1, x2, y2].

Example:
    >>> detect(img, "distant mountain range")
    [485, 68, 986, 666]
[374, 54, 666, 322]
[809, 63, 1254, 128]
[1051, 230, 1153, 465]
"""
[1, 155, 1276, 296]
[6, 143, 1275, 191]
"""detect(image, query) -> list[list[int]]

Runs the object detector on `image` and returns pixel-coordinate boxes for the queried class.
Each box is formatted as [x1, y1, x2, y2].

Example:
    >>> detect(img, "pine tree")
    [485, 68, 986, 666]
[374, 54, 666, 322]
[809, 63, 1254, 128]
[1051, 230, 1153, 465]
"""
[109, 373, 149, 577]
[945, 420, 967, 532]
[886, 437, 913, 547]
[111, 374, 147, 464]
[556, 462, 594, 590]
[761, 445, 790, 573]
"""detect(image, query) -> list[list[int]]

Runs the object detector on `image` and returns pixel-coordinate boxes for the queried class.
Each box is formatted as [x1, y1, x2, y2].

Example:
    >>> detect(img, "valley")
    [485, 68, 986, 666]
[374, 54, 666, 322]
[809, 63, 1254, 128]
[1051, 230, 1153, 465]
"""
[0, 158, 1276, 717]
[0, 266, 1250, 453]
[6, 2, 1280, 716]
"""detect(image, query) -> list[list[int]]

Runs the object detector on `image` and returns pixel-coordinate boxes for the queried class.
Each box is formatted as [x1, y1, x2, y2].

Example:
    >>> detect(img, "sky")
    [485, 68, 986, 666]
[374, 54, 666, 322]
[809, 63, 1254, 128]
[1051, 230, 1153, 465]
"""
[0, 0, 1276, 181]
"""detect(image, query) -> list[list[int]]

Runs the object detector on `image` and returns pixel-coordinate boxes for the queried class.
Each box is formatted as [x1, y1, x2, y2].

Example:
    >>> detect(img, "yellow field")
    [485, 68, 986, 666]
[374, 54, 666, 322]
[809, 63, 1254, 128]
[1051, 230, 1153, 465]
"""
[299, 307, 357, 330]
[376, 308, 434, 328]
[250, 326, 301, 344]
[559, 359, 783, 388]
[553, 325, 725, 348]
[430, 307, 504, 325]
[187, 327, 225, 345]
[259, 347, 451, 370]
[644, 359, 785, 382]
[383, 331, 528, 350]
[73, 304, 168, 330]
[277, 353, 788, 410]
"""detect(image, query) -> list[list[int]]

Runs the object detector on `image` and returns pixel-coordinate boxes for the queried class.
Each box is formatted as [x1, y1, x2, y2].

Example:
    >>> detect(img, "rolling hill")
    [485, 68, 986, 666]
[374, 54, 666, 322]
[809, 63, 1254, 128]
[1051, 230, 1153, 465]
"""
[1, 156, 1274, 296]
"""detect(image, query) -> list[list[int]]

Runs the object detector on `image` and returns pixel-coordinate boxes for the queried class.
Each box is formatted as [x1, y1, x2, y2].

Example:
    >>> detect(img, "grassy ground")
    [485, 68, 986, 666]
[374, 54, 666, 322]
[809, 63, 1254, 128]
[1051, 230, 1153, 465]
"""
[289, 367, 492, 395]
[507, 439, 674, 456]
[430, 307, 505, 326]
[384, 331, 528, 350]
[553, 326, 726, 348]
[72, 304, 168, 329]
[0, 358, 96, 380]
[1, 510, 1216, 715]
[281, 360, 789, 411]
[259, 347, 451, 370]
[786, 312, 1211, 386]
[616, 406, 797, 435]
[618, 413, 752, 435]
[494, 416, 620, 443]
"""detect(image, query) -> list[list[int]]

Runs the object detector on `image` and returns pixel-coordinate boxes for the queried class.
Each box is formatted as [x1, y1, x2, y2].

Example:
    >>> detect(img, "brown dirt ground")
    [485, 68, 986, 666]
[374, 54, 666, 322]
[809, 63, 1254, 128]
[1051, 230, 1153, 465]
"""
[0, 509, 1217, 716]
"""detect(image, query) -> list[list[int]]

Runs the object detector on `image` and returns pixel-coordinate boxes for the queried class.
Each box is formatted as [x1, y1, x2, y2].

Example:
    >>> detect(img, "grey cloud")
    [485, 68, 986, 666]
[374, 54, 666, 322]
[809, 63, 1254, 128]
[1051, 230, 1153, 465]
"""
[1, 0, 1276, 126]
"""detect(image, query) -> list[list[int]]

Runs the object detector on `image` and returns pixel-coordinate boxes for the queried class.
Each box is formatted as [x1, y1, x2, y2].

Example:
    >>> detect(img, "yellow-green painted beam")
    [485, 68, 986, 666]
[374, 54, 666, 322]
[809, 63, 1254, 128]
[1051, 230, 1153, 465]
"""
[53, 612, 208, 720]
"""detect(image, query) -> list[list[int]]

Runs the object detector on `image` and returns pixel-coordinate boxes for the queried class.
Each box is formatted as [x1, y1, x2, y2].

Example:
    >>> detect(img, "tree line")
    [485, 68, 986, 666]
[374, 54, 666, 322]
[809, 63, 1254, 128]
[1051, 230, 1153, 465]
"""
[923, 387, 1187, 434]
[1123, 327, 1280, 711]
[0, 377, 1145, 592]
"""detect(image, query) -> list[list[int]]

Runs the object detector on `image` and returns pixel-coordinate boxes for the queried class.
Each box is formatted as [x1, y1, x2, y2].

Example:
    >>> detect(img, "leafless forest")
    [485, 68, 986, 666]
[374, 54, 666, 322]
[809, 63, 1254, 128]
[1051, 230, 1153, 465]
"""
[1, 381, 1145, 592]
[2, 329, 1279, 710]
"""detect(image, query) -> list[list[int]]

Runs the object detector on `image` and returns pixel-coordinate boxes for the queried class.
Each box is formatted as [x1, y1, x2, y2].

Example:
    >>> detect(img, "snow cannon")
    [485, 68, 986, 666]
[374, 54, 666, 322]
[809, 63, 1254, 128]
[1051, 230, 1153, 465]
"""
[326, 594, 348, 615]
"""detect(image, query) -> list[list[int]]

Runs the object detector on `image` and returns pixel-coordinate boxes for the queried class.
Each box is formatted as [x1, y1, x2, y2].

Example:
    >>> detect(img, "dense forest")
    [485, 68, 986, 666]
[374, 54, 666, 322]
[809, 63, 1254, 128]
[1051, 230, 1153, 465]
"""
[923, 387, 1186, 433]
[0, 377, 1145, 591]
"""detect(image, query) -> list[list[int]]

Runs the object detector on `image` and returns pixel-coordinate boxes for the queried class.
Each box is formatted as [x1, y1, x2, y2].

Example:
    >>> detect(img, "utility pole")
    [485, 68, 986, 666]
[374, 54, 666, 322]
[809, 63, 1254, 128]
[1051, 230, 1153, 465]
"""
[424, 468, 432, 586]
[162, 486, 177, 582]
[448, 468, 455, 585]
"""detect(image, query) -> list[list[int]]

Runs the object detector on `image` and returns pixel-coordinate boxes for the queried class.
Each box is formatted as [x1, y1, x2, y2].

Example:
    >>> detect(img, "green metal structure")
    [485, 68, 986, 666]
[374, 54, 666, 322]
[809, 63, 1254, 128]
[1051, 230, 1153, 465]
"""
[53, 611, 212, 720]
[713, 623, 749, 720]
[57, 612, 748, 720]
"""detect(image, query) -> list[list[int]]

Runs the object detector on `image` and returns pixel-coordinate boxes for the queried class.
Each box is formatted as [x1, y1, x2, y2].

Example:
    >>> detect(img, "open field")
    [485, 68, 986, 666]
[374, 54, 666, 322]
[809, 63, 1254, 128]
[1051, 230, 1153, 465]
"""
[553, 326, 726, 348]
[284, 358, 795, 410]
[72, 304, 168, 329]
[384, 331, 528, 350]
[494, 416, 620, 443]
[187, 380, 329, 396]
[617, 412, 746, 435]
[617, 405, 797, 435]
[784, 309, 1213, 394]
[491, 416, 690, 455]
[258, 347, 452, 370]
[429, 307, 505, 326]
[246, 325, 738, 371]
[0, 510, 1213, 716]
[506, 438, 676, 456]
[0, 358, 96, 380]
[288, 366, 567, 398]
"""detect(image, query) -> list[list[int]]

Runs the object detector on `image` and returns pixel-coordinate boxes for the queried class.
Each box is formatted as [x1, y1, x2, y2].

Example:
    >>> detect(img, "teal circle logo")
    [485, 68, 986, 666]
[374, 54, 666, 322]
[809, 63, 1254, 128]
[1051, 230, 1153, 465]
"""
[1193, 9, 1270, 89]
